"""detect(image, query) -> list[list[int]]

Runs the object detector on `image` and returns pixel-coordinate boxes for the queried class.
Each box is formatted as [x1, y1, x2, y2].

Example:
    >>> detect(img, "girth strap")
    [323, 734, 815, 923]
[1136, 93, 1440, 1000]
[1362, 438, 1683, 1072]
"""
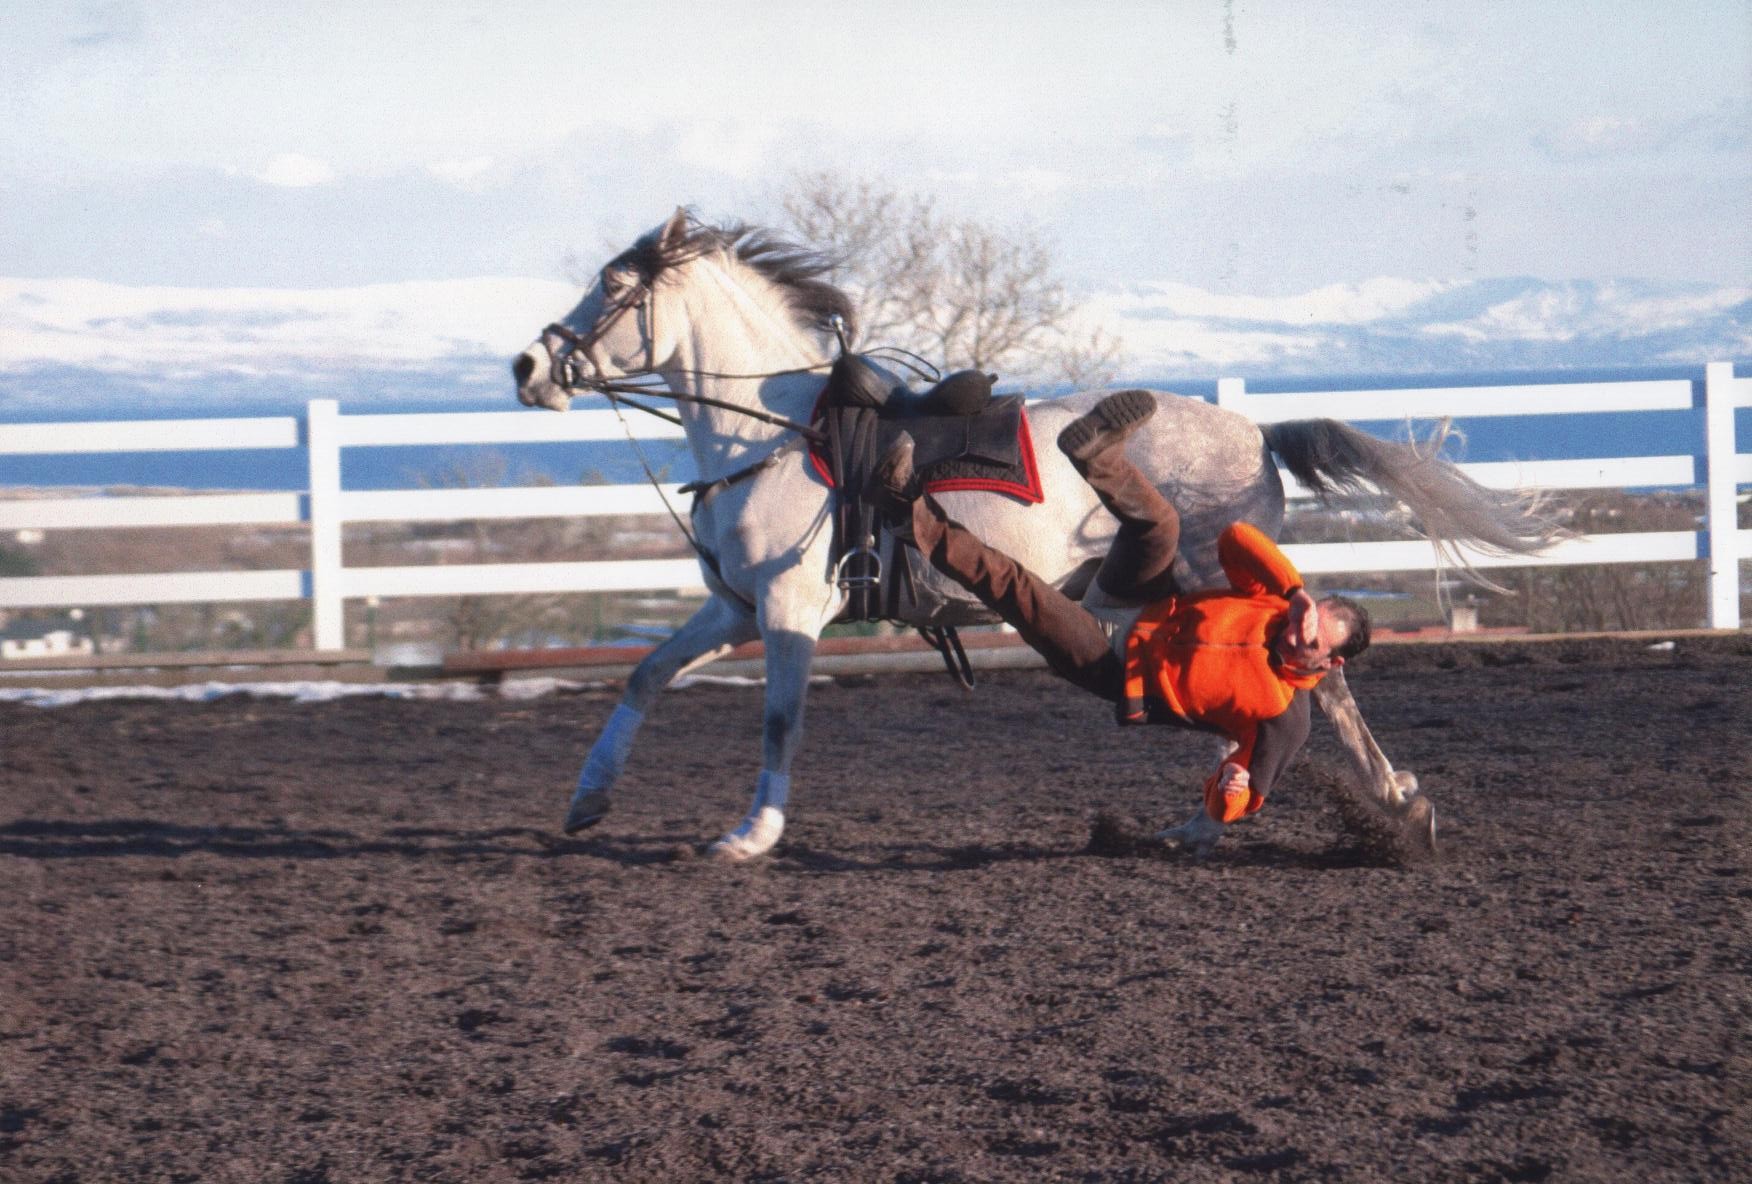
[824, 405, 884, 623]
[819, 404, 976, 690]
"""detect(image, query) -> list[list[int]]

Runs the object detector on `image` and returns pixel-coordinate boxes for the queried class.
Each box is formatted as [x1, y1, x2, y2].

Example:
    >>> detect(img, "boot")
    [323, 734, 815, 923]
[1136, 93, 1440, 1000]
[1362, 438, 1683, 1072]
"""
[867, 434, 955, 554]
[1057, 389, 1157, 468]
[866, 432, 920, 539]
[1062, 392, 1181, 601]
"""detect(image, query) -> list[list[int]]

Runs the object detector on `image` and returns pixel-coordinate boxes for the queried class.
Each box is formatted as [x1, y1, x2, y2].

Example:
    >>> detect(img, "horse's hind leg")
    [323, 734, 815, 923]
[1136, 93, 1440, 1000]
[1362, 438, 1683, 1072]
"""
[1312, 669, 1437, 854]
[563, 595, 756, 834]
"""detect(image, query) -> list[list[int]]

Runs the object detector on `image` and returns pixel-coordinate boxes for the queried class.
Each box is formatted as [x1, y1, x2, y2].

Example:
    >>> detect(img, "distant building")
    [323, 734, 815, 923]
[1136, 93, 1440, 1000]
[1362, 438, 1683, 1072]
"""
[1, 629, 95, 660]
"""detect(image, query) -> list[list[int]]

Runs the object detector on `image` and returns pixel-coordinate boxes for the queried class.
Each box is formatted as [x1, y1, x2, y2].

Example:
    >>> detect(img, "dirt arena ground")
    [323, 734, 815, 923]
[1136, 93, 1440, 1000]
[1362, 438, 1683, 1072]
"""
[2, 633, 1748, 1182]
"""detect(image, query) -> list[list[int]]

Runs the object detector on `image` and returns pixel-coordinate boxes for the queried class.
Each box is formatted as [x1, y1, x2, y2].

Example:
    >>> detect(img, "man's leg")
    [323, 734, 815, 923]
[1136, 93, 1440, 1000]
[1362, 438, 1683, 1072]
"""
[907, 494, 1124, 699]
[869, 435, 1122, 700]
[1058, 390, 1182, 602]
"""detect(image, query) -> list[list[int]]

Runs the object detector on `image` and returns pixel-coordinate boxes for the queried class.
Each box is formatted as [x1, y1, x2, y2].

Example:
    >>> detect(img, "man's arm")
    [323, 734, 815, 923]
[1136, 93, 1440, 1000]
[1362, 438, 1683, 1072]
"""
[1200, 693, 1314, 822]
[1217, 522, 1304, 599]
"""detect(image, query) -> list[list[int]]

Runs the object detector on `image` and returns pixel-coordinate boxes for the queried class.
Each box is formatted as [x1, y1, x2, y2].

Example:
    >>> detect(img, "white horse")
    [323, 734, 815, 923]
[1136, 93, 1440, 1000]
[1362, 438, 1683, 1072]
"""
[513, 209, 1554, 860]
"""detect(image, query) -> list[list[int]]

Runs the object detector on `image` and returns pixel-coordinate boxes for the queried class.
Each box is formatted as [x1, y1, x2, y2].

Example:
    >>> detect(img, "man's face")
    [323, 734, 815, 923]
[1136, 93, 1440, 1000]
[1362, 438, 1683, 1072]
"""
[1276, 611, 1351, 672]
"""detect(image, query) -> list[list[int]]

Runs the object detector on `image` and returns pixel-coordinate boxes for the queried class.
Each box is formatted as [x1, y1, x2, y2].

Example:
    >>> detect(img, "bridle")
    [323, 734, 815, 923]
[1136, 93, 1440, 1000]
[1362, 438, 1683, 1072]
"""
[538, 265, 830, 445]
[539, 268, 657, 393]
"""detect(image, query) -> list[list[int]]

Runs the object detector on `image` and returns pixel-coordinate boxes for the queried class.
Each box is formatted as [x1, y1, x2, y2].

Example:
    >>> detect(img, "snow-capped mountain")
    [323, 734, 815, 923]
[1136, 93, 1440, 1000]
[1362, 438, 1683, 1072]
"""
[1090, 276, 1750, 379]
[1, 274, 1745, 414]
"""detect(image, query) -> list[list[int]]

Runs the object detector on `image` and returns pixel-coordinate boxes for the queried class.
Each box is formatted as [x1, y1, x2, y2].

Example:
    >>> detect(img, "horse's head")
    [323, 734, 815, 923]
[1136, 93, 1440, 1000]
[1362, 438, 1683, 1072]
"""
[513, 209, 694, 412]
[513, 208, 855, 414]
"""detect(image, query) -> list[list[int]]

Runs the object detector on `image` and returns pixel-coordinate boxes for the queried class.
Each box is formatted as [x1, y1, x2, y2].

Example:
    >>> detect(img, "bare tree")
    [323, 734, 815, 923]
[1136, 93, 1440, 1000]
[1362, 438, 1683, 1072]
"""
[1044, 324, 1128, 391]
[776, 173, 936, 348]
[773, 171, 1126, 386]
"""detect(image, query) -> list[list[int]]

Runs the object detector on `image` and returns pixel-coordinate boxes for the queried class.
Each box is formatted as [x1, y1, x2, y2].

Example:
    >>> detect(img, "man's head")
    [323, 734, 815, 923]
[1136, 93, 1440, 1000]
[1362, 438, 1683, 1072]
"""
[1277, 595, 1371, 671]
[1322, 595, 1371, 663]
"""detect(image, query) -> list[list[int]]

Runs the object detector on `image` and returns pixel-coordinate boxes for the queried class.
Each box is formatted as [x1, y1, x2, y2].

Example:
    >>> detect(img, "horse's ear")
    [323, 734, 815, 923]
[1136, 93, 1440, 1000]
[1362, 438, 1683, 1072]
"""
[659, 207, 690, 249]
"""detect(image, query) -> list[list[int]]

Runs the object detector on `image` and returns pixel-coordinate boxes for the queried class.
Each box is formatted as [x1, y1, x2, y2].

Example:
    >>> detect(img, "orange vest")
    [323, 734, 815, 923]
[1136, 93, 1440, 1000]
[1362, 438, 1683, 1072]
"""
[1121, 522, 1327, 820]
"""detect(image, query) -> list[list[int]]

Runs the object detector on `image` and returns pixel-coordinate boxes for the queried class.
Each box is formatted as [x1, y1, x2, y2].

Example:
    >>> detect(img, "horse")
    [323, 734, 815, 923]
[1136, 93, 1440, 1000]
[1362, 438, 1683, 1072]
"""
[512, 208, 1556, 860]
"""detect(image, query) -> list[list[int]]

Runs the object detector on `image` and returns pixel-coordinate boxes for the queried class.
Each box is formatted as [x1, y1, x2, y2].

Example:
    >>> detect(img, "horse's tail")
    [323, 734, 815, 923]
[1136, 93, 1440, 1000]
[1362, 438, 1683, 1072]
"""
[1262, 418, 1566, 581]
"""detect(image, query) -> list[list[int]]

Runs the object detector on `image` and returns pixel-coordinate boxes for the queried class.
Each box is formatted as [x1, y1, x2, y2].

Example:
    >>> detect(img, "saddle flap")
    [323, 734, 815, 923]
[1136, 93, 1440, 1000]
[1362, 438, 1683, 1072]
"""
[952, 395, 1026, 467]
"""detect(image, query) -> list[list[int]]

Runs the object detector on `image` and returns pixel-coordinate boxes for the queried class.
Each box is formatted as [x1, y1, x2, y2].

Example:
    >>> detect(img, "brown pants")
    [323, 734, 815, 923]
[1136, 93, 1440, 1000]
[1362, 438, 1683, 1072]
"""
[913, 451, 1315, 800]
[910, 444, 1180, 703]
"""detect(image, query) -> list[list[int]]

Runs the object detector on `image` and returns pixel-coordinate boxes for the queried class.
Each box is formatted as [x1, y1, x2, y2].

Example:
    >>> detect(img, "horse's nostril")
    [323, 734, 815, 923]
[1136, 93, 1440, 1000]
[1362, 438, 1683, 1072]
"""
[512, 353, 535, 385]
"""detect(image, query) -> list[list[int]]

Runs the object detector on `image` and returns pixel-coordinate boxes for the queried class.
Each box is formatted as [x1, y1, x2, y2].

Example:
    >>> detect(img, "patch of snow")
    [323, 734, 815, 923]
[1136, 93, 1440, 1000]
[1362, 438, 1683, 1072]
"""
[0, 672, 821, 708]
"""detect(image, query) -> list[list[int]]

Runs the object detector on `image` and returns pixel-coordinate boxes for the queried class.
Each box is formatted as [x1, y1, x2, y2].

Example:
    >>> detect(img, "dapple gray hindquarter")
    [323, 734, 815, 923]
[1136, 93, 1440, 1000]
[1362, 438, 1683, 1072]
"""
[914, 391, 1287, 621]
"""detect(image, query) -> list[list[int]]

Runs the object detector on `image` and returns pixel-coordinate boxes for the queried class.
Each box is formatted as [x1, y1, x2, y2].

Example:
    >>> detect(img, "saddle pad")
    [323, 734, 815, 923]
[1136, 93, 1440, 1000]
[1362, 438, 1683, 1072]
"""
[809, 394, 1044, 504]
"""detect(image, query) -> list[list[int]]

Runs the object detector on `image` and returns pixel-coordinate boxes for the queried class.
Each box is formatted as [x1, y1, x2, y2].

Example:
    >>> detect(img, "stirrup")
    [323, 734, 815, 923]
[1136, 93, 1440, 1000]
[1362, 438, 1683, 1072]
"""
[835, 533, 882, 595]
[917, 625, 975, 690]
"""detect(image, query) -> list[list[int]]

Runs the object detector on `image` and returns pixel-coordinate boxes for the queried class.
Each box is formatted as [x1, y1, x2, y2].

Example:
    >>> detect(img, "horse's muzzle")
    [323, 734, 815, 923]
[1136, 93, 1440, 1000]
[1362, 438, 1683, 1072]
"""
[519, 382, 573, 412]
[513, 348, 575, 411]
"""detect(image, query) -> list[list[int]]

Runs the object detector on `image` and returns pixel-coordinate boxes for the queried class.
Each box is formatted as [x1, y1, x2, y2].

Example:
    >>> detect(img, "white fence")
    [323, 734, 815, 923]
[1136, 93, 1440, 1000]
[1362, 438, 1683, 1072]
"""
[1, 363, 1747, 650]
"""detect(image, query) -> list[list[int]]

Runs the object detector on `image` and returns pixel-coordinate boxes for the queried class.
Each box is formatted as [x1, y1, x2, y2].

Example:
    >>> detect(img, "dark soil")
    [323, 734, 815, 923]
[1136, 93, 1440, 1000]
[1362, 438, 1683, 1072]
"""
[3, 634, 1749, 1182]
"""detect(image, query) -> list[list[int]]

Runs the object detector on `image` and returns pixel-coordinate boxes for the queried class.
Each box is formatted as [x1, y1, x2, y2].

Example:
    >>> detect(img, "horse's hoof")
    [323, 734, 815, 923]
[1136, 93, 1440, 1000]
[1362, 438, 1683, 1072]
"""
[707, 806, 784, 862]
[1156, 813, 1223, 860]
[1400, 796, 1438, 857]
[1389, 768, 1421, 807]
[562, 790, 612, 834]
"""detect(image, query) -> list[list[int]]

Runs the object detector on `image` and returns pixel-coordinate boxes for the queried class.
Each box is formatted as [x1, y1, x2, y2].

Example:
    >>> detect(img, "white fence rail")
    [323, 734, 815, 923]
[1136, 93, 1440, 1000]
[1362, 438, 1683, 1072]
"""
[1, 364, 1747, 650]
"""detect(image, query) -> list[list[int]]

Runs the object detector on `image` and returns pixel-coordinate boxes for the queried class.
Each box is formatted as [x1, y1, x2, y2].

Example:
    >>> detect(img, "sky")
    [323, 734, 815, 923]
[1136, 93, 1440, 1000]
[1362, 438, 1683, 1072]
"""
[0, 0, 1748, 389]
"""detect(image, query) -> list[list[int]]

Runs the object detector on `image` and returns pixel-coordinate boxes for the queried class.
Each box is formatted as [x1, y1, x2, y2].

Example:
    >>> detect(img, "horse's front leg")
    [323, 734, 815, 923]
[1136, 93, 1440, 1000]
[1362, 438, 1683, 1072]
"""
[562, 594, 756, 833]
[707, 624, 819, 861]
[1312, 669, 1438, 854]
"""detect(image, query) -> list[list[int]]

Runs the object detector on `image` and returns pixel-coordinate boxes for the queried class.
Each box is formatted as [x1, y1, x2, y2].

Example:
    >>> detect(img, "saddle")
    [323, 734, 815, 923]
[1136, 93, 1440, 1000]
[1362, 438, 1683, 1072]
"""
[812, 353, 1044, 504]
[825, 353, 997, 417]
[811, 353, 1046, 685]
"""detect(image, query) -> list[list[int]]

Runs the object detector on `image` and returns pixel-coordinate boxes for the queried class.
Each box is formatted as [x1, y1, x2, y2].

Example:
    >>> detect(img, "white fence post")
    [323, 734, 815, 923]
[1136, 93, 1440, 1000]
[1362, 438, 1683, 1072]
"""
[306, 400, 346, 650]
[1703, 362, 1742, 630]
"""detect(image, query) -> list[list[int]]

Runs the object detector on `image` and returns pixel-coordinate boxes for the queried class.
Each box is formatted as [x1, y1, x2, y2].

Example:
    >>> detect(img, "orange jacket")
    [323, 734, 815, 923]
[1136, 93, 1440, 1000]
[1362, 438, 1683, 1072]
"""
[1121, 522, 1327, 821]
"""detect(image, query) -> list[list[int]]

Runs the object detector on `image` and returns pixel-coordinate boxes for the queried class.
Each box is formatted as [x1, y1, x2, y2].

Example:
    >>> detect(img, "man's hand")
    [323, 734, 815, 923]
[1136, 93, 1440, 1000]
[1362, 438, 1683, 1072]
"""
[1286, 588, 1320, 649]
[1205, 761, 1254, 824]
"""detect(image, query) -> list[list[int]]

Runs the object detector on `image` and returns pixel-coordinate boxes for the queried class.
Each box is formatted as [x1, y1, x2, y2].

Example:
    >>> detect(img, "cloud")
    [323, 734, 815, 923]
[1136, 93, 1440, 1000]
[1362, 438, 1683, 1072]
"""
[66, 1, 144, 48]
[255, 153, 336, 188]
[1098, 278, 1460, 328]
[0, 276, 578, 376]
[427, 155, 496, 190]
[669, 121, 780, 179]
[1533, 104, 1752, 162]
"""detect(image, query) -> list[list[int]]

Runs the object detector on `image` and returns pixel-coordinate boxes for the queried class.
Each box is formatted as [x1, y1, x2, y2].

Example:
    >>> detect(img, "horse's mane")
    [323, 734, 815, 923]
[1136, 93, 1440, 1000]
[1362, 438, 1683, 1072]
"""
[616, 215, 858, 341]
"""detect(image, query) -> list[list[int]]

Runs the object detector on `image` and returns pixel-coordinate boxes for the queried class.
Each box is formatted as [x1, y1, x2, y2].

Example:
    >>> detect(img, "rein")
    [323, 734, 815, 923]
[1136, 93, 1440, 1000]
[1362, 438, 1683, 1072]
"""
[540, 320, 831, 444]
